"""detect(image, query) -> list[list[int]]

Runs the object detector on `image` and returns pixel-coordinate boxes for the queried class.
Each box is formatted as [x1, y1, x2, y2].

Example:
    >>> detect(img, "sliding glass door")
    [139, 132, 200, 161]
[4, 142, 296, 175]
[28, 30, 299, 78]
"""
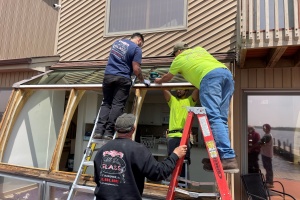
[246, 94, 300, 198]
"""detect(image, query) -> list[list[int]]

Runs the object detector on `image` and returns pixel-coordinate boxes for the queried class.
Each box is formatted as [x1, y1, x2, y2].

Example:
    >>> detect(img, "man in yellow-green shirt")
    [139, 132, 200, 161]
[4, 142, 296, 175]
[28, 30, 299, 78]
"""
[155, 42, 239, 173]
[164, 89, 199, 178]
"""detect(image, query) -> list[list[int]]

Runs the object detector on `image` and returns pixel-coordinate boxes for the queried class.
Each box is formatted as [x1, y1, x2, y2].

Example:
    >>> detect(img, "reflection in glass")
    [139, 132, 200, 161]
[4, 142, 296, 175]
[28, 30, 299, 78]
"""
[247, 95, 300, 198]
[0, 175, 42, 200]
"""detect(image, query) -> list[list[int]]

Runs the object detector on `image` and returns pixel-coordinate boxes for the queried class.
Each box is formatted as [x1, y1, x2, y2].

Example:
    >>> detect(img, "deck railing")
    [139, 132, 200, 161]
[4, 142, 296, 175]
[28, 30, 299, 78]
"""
[240, 0, 300, 48]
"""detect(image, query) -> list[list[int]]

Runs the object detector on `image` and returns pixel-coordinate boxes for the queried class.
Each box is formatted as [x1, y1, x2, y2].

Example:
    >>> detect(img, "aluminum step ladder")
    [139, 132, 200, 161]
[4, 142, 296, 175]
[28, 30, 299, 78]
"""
[67, 76, 137, 200]
[166, 107, 233, 200]
[66, 107, 112, 200]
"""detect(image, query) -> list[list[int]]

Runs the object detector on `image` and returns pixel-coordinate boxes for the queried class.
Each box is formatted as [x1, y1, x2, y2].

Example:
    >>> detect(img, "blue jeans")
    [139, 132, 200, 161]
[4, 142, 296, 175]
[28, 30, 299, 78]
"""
[199, 68, 236, 159]
[96, 74, 131, 136]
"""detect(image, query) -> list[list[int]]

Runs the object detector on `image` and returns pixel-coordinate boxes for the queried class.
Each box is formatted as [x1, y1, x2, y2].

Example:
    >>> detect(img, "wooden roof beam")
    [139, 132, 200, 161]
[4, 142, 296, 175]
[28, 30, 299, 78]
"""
[49, 89, 85, 171]
[294, 49, 300, 67]
[266, 47, 287, 68]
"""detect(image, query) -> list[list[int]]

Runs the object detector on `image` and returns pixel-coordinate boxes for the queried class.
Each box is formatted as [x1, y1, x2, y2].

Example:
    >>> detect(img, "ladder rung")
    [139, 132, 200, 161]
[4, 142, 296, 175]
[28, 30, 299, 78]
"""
[73, 185, 95, 194]
[174, 188, 219, 198]
[83, 161, 94, 167]
[91, 138, 109, 145]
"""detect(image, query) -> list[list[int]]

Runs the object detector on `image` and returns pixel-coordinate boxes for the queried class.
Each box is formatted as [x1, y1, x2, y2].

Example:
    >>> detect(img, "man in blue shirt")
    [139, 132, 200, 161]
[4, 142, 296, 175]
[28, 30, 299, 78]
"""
[94, 33, 150, 140]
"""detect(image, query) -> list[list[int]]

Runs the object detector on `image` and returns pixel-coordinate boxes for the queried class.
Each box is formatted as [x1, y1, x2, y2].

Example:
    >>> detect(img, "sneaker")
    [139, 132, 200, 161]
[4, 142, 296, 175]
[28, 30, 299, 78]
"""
[93, 124, 103, 139]
[203, 158, 239, 173]
[93, 133, 103, 139]
[103, 134, 113, 140]
[266, 183, 274, 188]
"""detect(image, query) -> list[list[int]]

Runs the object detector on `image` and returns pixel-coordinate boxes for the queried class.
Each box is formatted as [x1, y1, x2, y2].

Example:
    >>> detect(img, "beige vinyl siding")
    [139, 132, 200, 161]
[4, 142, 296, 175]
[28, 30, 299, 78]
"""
[239, 67, 300, 89]
[0, 0, 59, 60]
[0, 71, 38, 88]
[57, 0, 237, 61]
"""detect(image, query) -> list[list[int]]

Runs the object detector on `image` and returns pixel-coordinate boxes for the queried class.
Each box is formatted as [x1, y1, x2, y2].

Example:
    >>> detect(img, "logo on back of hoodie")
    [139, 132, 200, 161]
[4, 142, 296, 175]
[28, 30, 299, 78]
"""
[99, 150, 126, 185]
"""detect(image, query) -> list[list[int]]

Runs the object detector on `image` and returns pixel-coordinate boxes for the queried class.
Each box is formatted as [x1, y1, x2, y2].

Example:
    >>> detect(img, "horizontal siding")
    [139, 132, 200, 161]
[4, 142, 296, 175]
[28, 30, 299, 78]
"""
[0, 0, 59, 60]
[57, 0, 237, 61]
[239, 67, 300, 89]
[0, 71, 38, 88]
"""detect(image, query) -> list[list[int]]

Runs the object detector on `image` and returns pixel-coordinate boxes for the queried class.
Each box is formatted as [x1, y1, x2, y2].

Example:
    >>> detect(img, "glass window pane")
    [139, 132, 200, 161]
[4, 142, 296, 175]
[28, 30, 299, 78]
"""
[18, 68, 185, 87]
[247, 95, 300, 199]
[46, 182, 70, 200]
[258, 0, 296, 31]
[2, 90, 66, 168]
[107, 0, 186, 34]
[0, 175, 42, 200]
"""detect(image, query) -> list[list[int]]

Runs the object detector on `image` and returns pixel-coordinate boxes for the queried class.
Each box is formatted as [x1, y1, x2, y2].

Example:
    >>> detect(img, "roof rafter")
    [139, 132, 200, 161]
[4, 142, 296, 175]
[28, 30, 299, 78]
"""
[266, 47, 287, 68]
[294, 49, 300, 67]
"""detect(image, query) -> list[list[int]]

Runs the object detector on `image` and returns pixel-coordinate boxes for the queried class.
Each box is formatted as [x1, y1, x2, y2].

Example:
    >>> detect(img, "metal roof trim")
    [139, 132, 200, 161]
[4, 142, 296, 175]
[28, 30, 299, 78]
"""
[14, 82, 193, 90]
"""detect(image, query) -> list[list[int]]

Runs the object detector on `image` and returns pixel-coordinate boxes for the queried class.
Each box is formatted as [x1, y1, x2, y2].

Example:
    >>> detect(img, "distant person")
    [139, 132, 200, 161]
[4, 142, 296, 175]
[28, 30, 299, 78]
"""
[247, 126, 261, 173]
[93, 33, 150, 140]
[163, 89, 199, 177]
[155, 42, 239, 173]
[259, 123, 274, 188]
[93, 113, 187, 200]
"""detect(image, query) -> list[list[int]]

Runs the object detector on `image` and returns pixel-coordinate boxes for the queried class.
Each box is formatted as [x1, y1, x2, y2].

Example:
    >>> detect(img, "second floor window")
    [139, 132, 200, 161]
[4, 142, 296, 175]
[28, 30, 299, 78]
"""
[106, 0, 187, 35]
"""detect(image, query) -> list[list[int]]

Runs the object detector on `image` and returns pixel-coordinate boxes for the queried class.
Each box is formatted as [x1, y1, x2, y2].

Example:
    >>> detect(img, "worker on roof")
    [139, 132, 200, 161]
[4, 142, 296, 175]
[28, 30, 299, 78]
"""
[154, 42, 239, 173]
[93, 33, 150, 140]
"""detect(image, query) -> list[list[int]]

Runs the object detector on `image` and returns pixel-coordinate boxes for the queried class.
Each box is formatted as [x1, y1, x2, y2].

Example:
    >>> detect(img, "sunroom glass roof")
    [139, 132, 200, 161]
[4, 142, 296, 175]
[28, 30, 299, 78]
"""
[16, 67, 187, 86]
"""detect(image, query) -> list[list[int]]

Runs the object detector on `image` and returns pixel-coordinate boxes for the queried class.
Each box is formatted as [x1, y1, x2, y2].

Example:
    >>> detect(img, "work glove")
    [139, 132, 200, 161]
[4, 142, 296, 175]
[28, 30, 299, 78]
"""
[143, 79, 151, 87]
[131, 76, 137, 86]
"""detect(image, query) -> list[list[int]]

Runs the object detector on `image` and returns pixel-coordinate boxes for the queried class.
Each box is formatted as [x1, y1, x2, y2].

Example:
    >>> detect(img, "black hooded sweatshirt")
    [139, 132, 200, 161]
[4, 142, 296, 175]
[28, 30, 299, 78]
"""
[94, 138, 179, 200]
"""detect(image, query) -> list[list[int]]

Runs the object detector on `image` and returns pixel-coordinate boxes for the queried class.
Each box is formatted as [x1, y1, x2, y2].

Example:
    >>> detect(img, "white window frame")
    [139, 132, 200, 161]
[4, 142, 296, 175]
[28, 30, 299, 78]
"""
[104, 0, 188, 36]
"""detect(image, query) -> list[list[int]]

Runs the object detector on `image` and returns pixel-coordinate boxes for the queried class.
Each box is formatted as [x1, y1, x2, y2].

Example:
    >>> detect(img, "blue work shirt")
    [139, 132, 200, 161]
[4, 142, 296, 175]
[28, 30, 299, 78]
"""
[105, 39, 142, 79]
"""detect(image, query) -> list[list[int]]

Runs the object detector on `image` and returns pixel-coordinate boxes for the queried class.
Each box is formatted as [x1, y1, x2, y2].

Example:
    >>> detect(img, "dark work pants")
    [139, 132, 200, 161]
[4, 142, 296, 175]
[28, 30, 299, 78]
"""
[261, 154, 273, 184]
[248, 152, 260, 173]
[96, 74, 131, 136]
[167, 137, 191, 178]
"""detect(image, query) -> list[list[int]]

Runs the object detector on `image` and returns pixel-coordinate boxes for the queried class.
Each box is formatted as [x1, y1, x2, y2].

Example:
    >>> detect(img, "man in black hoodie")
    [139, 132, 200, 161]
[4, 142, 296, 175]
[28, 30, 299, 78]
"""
[94, 113, 187, 200]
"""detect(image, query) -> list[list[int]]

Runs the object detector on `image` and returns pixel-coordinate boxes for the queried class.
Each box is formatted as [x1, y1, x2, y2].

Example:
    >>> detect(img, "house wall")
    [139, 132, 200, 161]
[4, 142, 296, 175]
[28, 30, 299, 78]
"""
[233, 67, 300, 198]
[0, 71, 39, 88]
[0, 0, 59, 60]
[57, 0, 237, 61]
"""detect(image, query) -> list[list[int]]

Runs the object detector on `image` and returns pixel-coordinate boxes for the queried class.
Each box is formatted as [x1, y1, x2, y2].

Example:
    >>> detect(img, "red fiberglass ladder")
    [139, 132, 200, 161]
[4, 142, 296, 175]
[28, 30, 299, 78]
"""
[166, 107, 232, 200]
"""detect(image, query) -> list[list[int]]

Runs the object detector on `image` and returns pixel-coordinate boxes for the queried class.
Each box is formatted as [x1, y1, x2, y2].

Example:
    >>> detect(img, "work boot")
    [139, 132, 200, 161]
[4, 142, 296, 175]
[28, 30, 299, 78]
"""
[203, 158, 239, 173]
[93, 123, 103, 139]
[93, 133, 103, 139]
[103, 134, 113, 140]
